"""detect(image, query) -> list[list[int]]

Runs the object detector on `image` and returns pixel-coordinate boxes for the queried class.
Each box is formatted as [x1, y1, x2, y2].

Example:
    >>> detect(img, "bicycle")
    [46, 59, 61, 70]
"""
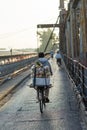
[56, 58, 61, 67]
[29, 84, 52, 113]
[37, 86, 46, 113]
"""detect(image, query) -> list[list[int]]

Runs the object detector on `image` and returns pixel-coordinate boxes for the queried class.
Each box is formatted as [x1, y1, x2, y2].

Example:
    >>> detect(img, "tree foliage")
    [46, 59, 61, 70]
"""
[37, 29, 58, 52]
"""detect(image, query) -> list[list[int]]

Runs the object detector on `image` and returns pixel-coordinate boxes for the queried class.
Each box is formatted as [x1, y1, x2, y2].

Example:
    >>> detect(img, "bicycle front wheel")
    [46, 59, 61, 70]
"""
[40, 99, 43, 113]
[39, 89, 44, 113]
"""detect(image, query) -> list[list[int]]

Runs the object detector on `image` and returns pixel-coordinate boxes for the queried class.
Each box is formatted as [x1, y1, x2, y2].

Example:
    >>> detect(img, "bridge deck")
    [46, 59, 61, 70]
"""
[0, 58, 86, 129]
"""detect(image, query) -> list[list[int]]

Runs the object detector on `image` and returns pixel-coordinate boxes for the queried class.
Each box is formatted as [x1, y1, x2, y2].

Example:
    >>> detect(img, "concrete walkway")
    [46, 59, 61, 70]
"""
[0, 58, 86, 130]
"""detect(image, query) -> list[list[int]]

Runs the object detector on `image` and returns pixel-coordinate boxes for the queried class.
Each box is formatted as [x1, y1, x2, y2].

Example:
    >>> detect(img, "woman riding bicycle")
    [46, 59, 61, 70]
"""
[32, 52, 53, 103]
[55, 51, 62, 66]
[50, 50, 54, 58]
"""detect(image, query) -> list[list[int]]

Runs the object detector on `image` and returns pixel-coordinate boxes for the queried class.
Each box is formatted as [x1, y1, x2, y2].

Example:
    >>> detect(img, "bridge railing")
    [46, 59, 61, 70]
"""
[0, 53, 37, 65]
[0, 52, 50, 81]
[63, 54, 87, 108]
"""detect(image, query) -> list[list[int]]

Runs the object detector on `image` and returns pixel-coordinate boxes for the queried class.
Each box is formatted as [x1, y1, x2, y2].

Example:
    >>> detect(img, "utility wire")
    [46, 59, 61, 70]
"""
[44, 15, 59, 53]
[0, 27, 33, 39]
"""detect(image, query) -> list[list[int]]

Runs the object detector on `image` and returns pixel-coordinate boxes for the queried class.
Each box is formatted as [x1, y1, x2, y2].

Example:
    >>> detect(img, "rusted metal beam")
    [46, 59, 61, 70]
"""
[37, 24, 60, 28]
[72, 0, 80, 9]
[81, 0, 87, 54]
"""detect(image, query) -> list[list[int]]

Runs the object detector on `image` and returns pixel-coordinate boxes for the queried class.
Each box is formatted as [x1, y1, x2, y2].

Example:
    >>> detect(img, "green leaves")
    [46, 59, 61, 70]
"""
[38, 29, 58, 52]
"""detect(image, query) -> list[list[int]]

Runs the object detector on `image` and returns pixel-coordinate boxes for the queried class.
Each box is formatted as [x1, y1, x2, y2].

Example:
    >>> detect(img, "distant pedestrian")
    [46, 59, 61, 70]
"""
[50, 50, 54, 58]
[55, 51, 62, 66]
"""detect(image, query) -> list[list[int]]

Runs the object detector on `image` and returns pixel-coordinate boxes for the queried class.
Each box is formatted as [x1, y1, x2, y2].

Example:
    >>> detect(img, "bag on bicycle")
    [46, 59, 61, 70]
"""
[31, 59, 52, 87]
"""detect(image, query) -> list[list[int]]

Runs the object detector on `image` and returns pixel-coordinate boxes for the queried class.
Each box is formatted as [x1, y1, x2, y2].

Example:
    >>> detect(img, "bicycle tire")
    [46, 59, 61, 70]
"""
[40, 99, 43, 113]
[39, 88, 45, 113]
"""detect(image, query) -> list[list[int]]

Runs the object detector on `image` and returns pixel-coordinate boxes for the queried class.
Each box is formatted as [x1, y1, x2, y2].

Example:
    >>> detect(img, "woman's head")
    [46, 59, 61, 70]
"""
[57, 51, 59, 53]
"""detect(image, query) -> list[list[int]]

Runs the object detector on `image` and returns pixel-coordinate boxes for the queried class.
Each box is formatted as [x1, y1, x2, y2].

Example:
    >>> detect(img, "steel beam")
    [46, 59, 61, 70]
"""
[37, 24, 60, 28]
[72, 0, 80, 9]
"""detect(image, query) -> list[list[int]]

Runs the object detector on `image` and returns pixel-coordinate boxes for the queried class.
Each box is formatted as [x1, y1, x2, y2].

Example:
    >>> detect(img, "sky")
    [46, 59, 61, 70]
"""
[0, 0, 60, 49]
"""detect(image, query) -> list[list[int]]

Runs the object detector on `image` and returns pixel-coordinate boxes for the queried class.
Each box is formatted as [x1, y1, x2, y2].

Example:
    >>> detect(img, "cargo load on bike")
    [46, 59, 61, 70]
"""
[31, 61, 51, 86]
